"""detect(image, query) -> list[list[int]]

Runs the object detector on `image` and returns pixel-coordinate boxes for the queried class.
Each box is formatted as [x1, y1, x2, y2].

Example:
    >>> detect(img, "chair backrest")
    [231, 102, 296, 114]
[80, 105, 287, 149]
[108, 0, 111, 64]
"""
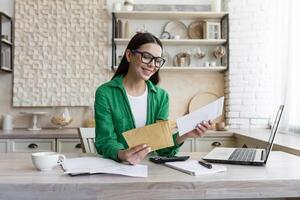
[78, 128, 96, 153]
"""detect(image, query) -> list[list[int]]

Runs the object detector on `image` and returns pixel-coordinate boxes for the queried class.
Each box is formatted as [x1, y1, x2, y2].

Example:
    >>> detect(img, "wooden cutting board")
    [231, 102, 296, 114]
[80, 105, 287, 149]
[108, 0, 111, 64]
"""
[188, 92, 219, 113]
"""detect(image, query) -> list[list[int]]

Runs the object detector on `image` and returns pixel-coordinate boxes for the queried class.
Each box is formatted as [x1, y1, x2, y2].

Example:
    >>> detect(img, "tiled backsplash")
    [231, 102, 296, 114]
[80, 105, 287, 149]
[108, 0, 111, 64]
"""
[13, 0, 108, 106]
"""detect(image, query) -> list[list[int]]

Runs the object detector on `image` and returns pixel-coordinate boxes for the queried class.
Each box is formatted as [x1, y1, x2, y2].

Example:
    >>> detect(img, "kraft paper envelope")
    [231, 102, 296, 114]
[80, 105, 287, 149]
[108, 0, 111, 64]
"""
[123, 121, 174, 151]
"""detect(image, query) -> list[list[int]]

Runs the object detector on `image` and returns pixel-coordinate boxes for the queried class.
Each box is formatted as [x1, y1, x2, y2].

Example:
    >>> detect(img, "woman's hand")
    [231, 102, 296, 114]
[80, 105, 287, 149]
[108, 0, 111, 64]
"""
[117, 144, 151, 165]
[176, 120, 213, 144]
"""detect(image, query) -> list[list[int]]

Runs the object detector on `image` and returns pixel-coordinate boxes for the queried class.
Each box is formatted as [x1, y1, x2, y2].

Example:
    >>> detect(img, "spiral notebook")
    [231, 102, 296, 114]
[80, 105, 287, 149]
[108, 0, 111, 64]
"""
[164, 160, 226, 176]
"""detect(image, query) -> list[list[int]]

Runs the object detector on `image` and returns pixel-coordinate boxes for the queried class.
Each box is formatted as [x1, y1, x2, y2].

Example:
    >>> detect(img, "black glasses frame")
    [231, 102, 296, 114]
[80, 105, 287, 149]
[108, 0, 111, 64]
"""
[131, 50, 166, 68]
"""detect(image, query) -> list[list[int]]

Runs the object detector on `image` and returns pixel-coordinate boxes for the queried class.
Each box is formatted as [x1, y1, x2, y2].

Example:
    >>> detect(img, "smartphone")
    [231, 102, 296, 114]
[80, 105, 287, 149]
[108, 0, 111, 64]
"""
[149, 156, 190, 164]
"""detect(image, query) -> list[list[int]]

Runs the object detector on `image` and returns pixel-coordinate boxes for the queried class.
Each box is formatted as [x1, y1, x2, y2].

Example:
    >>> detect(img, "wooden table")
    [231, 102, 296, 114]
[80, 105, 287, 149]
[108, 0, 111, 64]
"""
[0, 151, 300, 199]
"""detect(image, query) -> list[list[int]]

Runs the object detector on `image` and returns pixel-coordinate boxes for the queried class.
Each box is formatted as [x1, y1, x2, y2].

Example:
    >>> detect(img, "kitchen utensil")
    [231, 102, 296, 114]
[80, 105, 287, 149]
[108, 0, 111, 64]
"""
[188, 21, 205, 39]
[160, 31, 171, 39]
[164, 20, 188, 39]
[188, 92, 219, 113]
[32, 152, 66, 171]
[20, 111, 47, 131]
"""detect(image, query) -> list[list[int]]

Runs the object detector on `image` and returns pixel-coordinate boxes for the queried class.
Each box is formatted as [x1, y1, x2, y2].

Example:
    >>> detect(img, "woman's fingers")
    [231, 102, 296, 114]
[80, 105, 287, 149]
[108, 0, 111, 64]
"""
[196, 124, 206, 133]
[126, 144, 151, 165]
[200, 121, 211, 129]
[194, 121, 212, 137]
[195, 126, 205, 137]
[127, 144, 148, 156]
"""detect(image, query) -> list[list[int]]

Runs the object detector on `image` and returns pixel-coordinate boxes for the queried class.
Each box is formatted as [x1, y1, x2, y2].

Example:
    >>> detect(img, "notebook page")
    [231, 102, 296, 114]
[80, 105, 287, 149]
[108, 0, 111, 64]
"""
[61, 157, 148, 177]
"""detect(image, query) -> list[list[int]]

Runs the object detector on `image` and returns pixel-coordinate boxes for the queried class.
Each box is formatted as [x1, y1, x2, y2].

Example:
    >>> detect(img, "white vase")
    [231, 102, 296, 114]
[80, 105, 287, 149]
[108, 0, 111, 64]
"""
[210, 0, 221, 12]
[2, 115, 13, 130]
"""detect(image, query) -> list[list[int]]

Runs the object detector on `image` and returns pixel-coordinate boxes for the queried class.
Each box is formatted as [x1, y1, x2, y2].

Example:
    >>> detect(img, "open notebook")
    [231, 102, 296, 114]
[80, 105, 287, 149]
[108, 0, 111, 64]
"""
[59, 156, 148, 178]
[165, 160, 226, 176]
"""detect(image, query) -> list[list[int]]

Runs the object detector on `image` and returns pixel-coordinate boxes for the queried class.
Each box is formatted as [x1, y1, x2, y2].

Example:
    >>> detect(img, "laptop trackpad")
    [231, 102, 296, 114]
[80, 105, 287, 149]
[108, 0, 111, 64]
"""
[204, 147, 235, 160]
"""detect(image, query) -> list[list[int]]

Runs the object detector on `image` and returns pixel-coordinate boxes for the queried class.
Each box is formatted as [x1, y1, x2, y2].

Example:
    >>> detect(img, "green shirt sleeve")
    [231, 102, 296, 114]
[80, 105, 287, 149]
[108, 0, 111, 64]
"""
[94, 88, 125, 161]
[155, 91, 183, 156]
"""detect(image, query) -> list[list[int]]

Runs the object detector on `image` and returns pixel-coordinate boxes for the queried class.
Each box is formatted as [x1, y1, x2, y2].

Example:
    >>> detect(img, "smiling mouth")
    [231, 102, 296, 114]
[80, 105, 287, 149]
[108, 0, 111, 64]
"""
[142, 67, 154, 74]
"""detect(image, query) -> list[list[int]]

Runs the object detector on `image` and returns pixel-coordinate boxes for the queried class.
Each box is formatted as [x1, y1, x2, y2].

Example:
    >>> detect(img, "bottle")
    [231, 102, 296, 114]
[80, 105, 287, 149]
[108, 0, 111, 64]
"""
[84, 107, 95, 128]
[116, 19, 123, 38]
[124, 20, 130, 38]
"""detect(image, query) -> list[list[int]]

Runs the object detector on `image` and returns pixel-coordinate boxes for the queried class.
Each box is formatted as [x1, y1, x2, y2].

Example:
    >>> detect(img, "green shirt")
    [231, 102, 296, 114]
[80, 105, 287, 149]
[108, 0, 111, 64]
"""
[94, 75, 181, 161]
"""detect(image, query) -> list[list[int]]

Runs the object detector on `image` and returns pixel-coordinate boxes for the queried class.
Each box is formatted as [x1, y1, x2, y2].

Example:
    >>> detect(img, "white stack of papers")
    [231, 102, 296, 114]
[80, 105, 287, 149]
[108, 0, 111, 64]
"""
[60, 157, 148, 178]
[165, 160, 226, 176]
[176, 97, 224, 136]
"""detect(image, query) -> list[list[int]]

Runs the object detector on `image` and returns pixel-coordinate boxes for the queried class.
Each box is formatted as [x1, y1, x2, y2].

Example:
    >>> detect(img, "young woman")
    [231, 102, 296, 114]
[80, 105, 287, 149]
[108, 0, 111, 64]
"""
[94, 32, 211, 165]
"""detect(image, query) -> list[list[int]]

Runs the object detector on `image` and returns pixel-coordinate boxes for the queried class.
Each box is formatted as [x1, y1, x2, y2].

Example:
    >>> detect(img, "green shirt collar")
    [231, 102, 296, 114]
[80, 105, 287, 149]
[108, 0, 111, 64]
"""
[108, 75, 157, 93]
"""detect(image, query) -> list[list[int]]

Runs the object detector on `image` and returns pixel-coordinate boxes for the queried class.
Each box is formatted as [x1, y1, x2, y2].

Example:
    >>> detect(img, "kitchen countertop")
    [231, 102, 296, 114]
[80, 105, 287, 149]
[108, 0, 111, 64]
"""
[233, 129, 300, 156]
[0, 128, 79, 139]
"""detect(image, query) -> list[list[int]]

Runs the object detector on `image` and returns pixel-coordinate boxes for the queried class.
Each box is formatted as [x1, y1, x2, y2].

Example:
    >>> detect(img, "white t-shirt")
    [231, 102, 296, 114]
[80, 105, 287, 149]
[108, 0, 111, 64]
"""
[126, 86, 148, 128]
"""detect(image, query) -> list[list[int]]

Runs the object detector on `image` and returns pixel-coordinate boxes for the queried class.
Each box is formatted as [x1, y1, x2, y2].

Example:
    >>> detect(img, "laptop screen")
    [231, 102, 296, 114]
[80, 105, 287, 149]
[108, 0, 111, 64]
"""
[264, 105, 284, 163]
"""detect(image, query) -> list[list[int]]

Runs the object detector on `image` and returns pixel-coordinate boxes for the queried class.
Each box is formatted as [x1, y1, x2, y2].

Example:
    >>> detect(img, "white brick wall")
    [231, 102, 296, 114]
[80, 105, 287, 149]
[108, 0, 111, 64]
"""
[225, 0, 280, 129]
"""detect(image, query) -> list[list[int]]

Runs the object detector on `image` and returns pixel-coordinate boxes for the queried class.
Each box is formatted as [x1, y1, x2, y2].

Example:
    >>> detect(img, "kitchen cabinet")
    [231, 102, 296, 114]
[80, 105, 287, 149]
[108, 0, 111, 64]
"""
[180, 138, 194, 152]
[10, 139, 56, 153]
[56, 139, 82, 153]
[0, 139, 9, 153]
[0, 138, 82, 153]
[0, 128, 83, 153]
[111, 11, 229, 71]
[180, 136, 236, 152]
[195, 137, 236, 152]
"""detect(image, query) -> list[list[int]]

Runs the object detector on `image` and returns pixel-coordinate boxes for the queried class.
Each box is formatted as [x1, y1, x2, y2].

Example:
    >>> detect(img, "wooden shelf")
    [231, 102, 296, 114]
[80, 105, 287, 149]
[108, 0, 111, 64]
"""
[111, 11, 229, 73]
[114, 38, 227, 45]
[1, 39, 12, 46]
[112, 66, 227, 71]
[114, 11, 228, 19]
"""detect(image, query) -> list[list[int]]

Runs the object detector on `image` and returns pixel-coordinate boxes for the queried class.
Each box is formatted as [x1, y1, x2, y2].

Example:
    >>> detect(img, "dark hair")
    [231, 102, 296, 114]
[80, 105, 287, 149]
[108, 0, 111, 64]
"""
[111, 32, 163, 85]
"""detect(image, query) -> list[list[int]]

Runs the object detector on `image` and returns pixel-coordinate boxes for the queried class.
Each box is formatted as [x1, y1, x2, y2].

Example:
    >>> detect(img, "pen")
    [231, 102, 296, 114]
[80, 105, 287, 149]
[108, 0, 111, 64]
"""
[198, 160, 212, 169]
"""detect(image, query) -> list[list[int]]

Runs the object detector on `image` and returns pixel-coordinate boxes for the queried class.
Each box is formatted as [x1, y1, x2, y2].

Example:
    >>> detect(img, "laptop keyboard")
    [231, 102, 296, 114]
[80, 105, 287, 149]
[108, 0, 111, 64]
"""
[229, 148, 256, 162]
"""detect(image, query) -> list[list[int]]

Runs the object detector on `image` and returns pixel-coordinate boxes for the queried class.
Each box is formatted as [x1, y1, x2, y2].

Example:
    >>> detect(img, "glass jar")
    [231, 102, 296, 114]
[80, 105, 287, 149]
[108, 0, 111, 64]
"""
[51, 107, 73, 129]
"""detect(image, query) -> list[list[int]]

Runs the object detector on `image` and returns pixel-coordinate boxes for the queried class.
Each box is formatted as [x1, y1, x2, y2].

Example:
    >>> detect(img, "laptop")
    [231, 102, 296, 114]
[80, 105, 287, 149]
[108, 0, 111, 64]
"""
[203, 105, 284, 166]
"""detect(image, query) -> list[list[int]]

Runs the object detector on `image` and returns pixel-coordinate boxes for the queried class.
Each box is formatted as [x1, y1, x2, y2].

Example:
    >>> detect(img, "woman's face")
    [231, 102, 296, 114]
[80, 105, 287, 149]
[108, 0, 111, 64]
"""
[126, 43, 162, 81]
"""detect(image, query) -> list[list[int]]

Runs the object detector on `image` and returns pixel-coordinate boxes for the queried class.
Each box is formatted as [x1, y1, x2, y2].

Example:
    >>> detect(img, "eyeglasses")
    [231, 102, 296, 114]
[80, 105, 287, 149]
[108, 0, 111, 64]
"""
[131, 50, 166, 68]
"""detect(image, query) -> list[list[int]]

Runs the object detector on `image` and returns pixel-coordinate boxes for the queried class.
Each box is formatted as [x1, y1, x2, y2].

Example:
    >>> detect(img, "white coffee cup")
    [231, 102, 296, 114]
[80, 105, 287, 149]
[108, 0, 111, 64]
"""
[31, 152, 66, 171]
